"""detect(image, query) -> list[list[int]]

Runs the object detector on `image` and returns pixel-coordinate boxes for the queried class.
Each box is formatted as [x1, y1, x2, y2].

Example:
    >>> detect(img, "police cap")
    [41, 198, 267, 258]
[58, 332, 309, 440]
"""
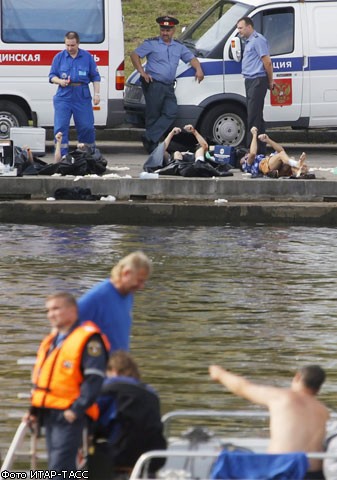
[156, 16, 179, 29]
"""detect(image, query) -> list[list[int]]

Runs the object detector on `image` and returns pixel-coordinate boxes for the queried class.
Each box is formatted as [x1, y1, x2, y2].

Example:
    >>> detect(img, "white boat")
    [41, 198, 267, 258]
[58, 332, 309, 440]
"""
[2, 409, 337, 479]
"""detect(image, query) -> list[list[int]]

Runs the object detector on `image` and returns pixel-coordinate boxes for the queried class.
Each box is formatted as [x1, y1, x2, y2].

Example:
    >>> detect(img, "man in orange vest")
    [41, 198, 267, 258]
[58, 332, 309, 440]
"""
[25, 292, 109, 473]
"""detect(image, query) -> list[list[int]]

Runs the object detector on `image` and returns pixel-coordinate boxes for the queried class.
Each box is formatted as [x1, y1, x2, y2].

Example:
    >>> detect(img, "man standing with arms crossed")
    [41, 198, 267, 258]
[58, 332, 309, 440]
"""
[209, 364, 329, 479]
[236, 16, 274, 155]
[130, 15, 204, 154]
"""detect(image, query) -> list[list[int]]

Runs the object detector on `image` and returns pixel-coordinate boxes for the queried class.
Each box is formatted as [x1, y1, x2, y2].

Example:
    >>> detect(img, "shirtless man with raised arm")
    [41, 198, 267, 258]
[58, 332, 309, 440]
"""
[209, 364, 329, 479]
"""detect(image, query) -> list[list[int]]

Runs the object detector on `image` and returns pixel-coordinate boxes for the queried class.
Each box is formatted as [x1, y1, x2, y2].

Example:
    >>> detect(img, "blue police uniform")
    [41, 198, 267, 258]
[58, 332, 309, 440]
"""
[49, 48, 101, 155]
[242, 31, 270, 154]
[135, 36, 194, 148]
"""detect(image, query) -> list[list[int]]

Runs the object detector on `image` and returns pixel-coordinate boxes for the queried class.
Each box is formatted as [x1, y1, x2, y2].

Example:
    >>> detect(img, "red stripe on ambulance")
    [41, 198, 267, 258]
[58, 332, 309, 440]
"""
[0, 50, 109, 66]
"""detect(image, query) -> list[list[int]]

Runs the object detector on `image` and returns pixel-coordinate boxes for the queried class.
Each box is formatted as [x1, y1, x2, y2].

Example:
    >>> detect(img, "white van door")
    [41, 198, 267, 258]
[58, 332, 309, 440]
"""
[305, 2, 337, 127]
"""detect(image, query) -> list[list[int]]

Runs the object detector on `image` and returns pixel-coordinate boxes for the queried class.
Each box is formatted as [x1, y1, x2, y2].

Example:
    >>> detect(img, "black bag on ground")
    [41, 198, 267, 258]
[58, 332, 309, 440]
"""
[14, 147, 54, 176]
[85, 147, 107, 174]
[54, 187, 100, 201]
[56, 152, 88, 176]
[179, 159, 233, 177]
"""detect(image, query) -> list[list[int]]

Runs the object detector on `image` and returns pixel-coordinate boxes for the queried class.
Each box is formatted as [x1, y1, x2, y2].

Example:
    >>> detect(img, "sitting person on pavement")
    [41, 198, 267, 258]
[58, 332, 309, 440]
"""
[240, 126, 309, 178]
[89, 350, 166, 480]
[209, 364, 329, 480]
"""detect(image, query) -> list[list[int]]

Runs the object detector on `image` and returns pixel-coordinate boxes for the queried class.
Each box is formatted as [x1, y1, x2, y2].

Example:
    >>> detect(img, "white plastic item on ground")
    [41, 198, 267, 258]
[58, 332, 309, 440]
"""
[100, 195, 116, 202]
[139, 172, 159, 179]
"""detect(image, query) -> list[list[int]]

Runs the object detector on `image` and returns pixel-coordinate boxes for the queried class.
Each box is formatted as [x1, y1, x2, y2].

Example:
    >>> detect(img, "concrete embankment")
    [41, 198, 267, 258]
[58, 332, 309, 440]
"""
[1, 127, 337, 226]
[1, 199, 337, 226]
[1, 175, 337, 226]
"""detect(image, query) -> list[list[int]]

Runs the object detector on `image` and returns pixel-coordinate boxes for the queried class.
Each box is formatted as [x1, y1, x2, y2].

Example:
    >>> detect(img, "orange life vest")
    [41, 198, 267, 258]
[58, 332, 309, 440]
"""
[31, 321, 108, 420]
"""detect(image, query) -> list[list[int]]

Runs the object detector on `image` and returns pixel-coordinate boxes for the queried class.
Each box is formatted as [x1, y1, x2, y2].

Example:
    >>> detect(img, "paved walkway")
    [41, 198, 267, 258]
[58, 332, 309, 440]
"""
[1, 130, 337, 226]
[42, 138, 337, 181]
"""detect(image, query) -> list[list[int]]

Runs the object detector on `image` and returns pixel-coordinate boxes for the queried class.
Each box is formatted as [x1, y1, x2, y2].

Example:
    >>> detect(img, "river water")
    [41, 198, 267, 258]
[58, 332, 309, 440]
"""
[1, 223, 337, 452]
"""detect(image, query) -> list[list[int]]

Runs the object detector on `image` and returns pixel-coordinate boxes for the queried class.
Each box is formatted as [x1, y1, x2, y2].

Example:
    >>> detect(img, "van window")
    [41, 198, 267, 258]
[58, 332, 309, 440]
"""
[252, 8, 294, 56]
[313, 6, 337, 48]
[2, 0, 104, 43]
[179, 1, 250, 58]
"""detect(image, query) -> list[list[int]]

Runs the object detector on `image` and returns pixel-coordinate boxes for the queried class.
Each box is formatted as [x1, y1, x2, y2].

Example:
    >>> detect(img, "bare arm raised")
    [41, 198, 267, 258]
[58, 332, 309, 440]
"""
[164, 127, 181, 151]
[184, 125, 208, 153]
[209, 365, 280, 406]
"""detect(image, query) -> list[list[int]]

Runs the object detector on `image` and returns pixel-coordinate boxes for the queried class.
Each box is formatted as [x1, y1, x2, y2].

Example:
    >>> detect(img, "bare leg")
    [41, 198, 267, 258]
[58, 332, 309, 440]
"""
[259, 133, 307, 172]
[295, 152, 308, 177]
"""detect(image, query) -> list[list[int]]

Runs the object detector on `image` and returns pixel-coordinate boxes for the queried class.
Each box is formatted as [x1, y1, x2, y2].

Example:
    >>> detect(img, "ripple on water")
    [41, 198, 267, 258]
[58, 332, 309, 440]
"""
[1, 224, 337, 447]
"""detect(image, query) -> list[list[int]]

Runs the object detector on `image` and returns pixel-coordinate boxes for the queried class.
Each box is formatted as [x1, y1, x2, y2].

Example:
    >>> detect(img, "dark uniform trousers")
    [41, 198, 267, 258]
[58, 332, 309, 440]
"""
[44, 409, 84, 473]
[141, 79, 178, 143]
[245, 76, 268, 155]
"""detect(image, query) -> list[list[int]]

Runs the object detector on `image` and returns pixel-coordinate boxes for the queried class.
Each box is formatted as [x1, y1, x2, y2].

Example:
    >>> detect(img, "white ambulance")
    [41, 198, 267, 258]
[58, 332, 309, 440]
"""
[124, 0, 337, 146]
[0, 0, 125, 139]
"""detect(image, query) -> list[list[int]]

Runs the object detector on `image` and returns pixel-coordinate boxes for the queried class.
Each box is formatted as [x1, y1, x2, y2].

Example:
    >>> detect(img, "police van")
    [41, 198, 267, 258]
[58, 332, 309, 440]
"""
[124, 0, 337, 146]
[0, 0, 124, 139]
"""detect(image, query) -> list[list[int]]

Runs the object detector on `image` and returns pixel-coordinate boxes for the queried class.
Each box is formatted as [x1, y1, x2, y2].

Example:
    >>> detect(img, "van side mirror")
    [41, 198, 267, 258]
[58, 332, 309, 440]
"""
[230, 36, 242, 62]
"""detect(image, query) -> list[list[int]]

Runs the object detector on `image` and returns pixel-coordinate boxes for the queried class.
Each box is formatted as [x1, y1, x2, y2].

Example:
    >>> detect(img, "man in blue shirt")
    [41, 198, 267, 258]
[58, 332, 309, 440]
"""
[78, 251, 152, 352]
[49, 31, 101, 156]
[130, 16, 204, 153]
[237, 17, 275, 155]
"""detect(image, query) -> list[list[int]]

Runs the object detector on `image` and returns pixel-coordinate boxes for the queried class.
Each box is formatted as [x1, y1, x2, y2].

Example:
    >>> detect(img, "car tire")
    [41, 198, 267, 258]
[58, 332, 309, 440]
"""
[199, 103, 246, 146]
[0, 101, 29, 139]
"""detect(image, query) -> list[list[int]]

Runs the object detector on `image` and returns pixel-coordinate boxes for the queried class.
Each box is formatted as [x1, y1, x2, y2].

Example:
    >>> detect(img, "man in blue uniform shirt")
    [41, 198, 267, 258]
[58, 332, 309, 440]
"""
[237, 17, 275, 154]
[78, 251, 152, 353]
[49, 31, 101, 156]
[130, 16, 204, 153]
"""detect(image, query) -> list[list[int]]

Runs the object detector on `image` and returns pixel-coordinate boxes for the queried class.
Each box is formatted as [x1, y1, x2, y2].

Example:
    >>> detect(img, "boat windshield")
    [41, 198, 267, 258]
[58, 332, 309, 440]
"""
[179, 1, 250, 57]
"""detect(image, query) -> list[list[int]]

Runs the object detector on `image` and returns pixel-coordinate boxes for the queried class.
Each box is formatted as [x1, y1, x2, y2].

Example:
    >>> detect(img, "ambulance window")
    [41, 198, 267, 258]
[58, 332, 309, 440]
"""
[252, 8, 294, 56]
[2, 0, 104, 43]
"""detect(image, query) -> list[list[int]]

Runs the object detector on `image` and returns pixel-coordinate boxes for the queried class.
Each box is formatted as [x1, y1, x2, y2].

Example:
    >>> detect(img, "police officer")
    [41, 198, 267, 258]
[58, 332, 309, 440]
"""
[49, 31, 101, 156]
[236, 17, 275, 154]
[130, 16, 204, 153]
[25, 292, 109, 473]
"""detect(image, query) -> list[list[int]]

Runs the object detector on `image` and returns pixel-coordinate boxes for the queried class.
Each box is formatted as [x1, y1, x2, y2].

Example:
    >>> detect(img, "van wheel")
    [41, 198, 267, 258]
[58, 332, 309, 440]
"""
[0, 101, 29, 139]
[199, 104, 246, 146]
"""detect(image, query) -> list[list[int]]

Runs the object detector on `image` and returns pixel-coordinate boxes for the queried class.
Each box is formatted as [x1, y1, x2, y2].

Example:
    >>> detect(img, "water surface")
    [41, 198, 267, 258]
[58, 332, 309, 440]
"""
[1, 224, 337, 448]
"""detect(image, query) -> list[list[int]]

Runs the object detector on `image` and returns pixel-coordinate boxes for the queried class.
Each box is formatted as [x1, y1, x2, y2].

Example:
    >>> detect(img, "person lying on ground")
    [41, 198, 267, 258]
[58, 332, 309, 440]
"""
[240, 126, 309, 177]
[54, 131, 93, 163]
[209, 364, 329, 479]
[163, 124, 209, 163]
[143, 125, 233, 177]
